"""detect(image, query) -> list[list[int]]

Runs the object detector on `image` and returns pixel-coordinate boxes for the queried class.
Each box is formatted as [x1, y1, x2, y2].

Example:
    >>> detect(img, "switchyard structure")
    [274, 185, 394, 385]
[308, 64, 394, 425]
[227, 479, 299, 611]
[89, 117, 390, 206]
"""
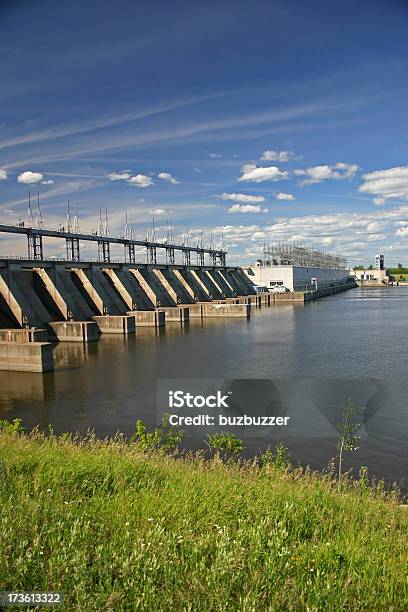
[262, 243, 347, 270]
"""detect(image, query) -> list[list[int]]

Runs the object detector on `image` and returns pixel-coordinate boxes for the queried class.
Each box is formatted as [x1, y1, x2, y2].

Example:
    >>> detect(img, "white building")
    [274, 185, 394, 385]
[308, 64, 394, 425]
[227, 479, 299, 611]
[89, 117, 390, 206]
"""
[349, 268, 388, 283]
[375, 254, 385, 270]
[243, 262, 350, 292]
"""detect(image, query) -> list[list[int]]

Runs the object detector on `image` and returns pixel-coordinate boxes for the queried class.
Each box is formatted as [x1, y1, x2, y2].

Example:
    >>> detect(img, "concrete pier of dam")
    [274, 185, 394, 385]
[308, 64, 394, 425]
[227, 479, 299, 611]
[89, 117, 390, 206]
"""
[0, 341, 54, 372]
[157, 306, 190, 324]
[127, 310, 166, 327]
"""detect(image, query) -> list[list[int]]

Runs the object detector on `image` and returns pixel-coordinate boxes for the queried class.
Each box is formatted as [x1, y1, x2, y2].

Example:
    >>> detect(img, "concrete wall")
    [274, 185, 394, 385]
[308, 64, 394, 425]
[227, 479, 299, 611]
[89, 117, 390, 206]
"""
[203, 270, 226, 298]
[106, 268, 155, 310]
[132, 269, 176, 307]
[0, 341, 54, 372]
[0, 328, 48, 342]
[176, 269, 209, 302]
[221, 269, 249, 295]
[35, 267, 96, 320]
[159, 269, 194, 304]
[73, 267, 128, 315]
[0, 268, 54, 327]
[157, 306, 189, 323]
[48, 321, 99, 342]
[191, 270, 221, 299]
[188, 303, 250, 318]
[93, 315, 136, 334]
[207, 270, 236, 297]
[153, 269, 179, 304]
[231, 268, 257, 295]
[127, 310, 166, 327]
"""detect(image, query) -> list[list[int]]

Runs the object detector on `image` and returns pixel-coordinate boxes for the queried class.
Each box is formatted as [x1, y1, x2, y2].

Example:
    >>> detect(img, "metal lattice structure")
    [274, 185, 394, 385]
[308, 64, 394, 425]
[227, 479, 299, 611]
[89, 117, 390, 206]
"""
[263, 243, 347, 269]
[0, 196, 227, 266]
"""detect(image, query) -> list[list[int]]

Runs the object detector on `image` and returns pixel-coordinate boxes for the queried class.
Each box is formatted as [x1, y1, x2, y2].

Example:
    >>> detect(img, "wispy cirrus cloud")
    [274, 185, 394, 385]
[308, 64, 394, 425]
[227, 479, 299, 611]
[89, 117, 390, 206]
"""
[2, 96, 361, 170]
[0, 92, 237, 153]
[0, 177, 103, 213]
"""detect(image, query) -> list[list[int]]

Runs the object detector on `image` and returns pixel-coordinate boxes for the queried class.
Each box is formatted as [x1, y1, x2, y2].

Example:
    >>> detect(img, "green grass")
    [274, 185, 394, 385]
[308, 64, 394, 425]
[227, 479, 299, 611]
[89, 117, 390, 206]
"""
[0, 429, 407, 611]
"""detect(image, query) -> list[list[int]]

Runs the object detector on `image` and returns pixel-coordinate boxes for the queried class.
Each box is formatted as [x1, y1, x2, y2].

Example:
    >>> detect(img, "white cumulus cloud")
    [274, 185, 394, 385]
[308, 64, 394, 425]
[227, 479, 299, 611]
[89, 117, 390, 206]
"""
[227, 204, 268, 214]
[276, 192, 295, 201]
[107, 171, 131, 181]
[395, 226, 408, 237]
[0, 169, 7, 181]
[359, 166, 408, 204]
[238, 164, 289, 183]
[219, 192, 266, 204]
[41, 179, 54, 185]
[295, 163, 358, 185]
[17, 171, 44, 184]
[128, 174, 154, 188]
[261, 149, 298, 162]
[158, 172, 179, 184]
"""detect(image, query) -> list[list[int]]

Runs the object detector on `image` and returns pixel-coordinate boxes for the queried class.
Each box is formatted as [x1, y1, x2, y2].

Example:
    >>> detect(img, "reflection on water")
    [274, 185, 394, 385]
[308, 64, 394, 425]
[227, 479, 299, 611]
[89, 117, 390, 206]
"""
[0, 287, 407, 487]
[0, 371, 51, 406]
[53, 342, 91, 369]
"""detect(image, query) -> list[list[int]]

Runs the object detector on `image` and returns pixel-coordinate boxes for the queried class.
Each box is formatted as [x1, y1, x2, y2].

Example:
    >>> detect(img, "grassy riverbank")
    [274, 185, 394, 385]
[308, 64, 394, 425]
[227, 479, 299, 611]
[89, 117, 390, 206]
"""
[0, 427, 407, 610]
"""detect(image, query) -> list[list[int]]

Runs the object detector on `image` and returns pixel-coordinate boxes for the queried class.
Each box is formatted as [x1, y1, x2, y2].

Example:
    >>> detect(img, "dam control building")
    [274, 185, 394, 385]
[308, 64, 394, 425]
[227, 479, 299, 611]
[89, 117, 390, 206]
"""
[243, 243, 350, 292]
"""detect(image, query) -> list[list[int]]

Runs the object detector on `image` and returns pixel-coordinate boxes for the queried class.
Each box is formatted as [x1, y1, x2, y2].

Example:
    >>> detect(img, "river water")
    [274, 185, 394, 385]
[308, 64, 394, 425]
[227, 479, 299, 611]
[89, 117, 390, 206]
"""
[0, 286, 407, 488]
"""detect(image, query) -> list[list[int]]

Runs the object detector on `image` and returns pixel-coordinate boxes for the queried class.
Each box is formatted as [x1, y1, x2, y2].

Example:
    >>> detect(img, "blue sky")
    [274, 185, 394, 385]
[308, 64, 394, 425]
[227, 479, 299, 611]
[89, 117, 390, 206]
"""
[0, 0, 408, 265]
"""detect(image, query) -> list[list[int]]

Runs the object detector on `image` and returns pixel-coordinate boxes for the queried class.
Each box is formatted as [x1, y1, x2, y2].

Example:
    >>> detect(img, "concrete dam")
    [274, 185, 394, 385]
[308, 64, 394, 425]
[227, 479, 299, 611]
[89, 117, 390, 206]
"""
[0, 256, 258, 372]
[0, 218, 356, 373]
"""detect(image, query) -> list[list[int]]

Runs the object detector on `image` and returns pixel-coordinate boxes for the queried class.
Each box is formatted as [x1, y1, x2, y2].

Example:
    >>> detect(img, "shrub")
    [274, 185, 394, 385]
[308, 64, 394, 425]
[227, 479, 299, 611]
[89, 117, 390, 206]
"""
[130, 415, 184, 454]
[206, 432, 244, 458]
